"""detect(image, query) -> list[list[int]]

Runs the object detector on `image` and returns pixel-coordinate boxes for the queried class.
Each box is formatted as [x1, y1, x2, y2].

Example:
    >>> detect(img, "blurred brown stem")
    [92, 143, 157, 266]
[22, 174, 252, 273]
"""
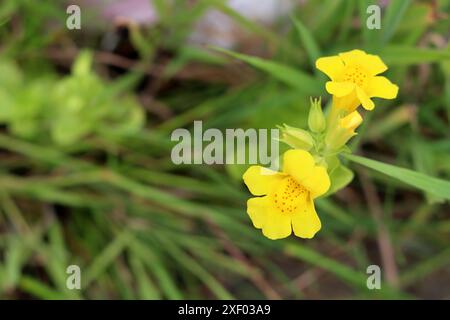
[206, 219, 281, 300]
[359, 169, 399, 288]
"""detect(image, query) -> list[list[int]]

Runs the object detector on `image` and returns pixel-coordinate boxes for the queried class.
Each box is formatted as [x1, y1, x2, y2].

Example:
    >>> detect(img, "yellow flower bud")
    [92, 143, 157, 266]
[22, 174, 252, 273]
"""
[339, 111, 363, 133]
[325, 111, 363, 151]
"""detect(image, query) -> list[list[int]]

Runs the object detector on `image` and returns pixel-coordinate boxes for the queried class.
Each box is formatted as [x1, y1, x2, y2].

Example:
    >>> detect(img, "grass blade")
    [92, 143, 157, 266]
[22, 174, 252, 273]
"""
[382, 0, 411, 43]
[291, 15, 321, 70]
[211, 47, 322, 95]
[344, 154, 450, 201]
[379, 46, 450, 65]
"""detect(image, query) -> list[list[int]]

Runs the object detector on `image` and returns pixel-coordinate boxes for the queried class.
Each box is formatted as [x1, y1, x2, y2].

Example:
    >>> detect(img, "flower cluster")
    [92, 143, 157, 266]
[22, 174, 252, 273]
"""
[243, 49, 398, 240]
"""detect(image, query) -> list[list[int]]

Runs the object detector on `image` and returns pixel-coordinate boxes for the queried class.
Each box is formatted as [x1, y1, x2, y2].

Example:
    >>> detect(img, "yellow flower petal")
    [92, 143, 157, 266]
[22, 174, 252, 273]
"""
[339, 49, 387, 75]
[340, 111, 363, 131]
[325, 81, 355, 97]
[359, 54, 387, 76]
[243, 166, 284, 196]
[283, 150, 314, 184]
[368, 76, 399, 99]
[291, 197, 321, 239]
[339, 49, 366, 66]
[301, 166, 330, 198]
[315, 56, 345, 81]
[247, 196, 268, 229]
[356, 87, 375, 110]
[332, 93, 360, 112]
[262, 207, 292, 240]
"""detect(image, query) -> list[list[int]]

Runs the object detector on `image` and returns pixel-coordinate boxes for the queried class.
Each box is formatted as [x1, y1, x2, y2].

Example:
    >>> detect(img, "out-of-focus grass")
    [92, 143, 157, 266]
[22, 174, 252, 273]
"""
[0, 0, 449, 299]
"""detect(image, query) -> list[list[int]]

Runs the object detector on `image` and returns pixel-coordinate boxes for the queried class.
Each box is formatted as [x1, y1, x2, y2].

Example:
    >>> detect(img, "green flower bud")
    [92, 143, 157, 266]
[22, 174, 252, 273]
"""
[279, 124, 314, 150]
[72, 50, 93, 77]
[308, 97, 326, 133]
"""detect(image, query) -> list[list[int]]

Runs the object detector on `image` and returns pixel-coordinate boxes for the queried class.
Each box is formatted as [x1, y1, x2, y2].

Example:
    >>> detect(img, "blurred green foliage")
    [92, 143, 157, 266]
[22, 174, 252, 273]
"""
[0, 0, 449, 300]
[0, 52, 144, 145]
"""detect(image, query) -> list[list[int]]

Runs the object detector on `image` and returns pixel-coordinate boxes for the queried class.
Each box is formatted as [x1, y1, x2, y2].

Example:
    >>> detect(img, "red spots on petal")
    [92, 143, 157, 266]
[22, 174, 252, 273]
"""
[272, 177, 309, 214]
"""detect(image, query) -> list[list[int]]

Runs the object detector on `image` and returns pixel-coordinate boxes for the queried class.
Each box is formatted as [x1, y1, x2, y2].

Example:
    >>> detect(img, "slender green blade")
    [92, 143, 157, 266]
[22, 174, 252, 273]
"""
[379, 46, 450, 65]
[344, 154, 450, 201]
[291, 15, 321, 69]
[211, 47, 322, 95]
[382, 0, 411, 43]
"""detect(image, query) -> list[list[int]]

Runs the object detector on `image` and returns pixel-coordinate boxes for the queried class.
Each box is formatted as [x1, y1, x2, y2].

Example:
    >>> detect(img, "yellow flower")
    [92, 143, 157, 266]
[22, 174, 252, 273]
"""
[243, 150, 330, 240]
[316, 49, 398, 112]
[339, 110, 363, 133]
[325, 111, 363, 150]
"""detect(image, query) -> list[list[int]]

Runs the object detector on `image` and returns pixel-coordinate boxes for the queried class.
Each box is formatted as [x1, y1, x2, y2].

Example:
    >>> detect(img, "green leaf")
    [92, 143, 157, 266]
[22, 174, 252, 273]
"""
[157, 235, 234, 299]
[326, 164, 354, 196]
[285, 243, 408, 298]
[127, 236, 183, 299]
[344, 154, 450, 201]
[359, 0, 380, 46]
[211, 47, 322, 95]
[19, 276, 65, 300]
[379, 46, 450, 65]
[382, 0, 411, 43]
[129, 254, 161, 299]
[3, 238, 26, 290]
[291, 15, 321, 69]
[411, 138, 445, 204]
[83, 232, 129, 287]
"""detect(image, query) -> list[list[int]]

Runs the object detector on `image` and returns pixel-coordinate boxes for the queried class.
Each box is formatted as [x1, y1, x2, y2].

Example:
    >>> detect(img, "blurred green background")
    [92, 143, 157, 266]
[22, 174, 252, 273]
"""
[0, 0, 449, 299]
